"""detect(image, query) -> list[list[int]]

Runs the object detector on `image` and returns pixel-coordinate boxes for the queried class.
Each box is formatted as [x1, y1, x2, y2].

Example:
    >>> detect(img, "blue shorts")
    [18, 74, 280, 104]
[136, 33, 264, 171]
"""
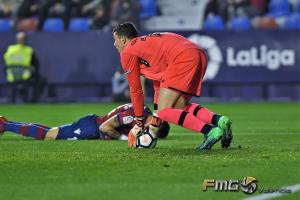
[56, 114, 100, 140]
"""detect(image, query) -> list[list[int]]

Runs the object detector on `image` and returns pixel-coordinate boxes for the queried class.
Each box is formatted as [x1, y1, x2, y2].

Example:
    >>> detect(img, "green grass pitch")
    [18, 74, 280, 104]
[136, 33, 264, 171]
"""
[0, 102, 299, 200]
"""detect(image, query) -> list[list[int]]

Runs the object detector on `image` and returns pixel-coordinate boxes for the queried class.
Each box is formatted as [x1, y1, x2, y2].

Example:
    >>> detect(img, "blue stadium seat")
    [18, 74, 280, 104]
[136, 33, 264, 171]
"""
[43, 18, 64, 32]
[283, 13, 300, 29]
[268, 0, 291, 17]
[139, 0, 157, 19]
[229, 16, 251, 30]
[203, 15, 225, 30]
[69, 18, 89, 32]
[0, 19, 13, 32]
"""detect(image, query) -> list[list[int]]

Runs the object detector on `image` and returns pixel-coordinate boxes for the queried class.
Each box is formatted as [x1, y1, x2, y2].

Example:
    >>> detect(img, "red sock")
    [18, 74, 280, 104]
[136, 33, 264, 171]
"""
[158, 107, 211, 134]
[184, 103, 214, 124]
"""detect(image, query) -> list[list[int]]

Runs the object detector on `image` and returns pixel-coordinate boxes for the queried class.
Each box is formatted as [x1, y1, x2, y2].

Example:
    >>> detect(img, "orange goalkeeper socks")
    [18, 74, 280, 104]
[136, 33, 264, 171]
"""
[158, 107, 212, 134]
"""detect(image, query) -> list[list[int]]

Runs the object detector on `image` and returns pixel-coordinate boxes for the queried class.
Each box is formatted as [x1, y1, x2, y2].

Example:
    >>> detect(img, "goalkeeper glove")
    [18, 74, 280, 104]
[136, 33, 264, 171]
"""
[128, 116, 145, 148]
[130, 116, 145, 137]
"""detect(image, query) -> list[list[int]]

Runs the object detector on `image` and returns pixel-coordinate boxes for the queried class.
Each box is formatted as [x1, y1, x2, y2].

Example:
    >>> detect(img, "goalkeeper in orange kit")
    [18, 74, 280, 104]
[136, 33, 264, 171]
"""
[112, 22, 232, 150]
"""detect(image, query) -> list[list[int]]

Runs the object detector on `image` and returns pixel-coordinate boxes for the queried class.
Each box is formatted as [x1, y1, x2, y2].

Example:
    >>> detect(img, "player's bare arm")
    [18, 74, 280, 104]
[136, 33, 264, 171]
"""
[99, 115, 123, 139]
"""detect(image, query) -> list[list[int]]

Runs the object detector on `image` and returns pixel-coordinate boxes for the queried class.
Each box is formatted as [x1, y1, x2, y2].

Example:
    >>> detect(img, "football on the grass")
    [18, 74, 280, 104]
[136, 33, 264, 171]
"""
[136, 128, 157, 148]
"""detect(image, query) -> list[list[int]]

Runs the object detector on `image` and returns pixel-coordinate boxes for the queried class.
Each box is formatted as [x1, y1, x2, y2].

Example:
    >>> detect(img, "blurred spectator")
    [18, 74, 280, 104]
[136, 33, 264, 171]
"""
[0, 0, 21, 29]
[0, 0, 21, 18]
[90, 3, 110, 30]
[204, 0, 232, 23]
[14, 0, 39, 31]
[204, 0, 269, 25]
[246, 0, 269, 17]
[290, 0, 300, 12]
[227, 0, 252, 19]
[37, 0, 111, 31]
[37, 0, 70, 30]
[3, 32, 46, 102]
[17, 0, 39, 19]
[70, 0, 100, 18]
[112, 68, 130, 102]
[68, 0, 110, 19]
[112, 67, 147, 102]
[110, 0, 140, 29]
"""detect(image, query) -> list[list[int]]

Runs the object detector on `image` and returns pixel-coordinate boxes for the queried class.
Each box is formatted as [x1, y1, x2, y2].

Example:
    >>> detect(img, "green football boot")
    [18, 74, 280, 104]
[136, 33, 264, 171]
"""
[197, 127, 223, 150]
[218, 116, 233, 149]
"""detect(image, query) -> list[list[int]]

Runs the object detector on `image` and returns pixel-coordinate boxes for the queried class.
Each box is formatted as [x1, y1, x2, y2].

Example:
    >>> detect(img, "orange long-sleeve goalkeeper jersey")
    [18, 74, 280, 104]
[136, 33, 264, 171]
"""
[121, 32, 199, 117]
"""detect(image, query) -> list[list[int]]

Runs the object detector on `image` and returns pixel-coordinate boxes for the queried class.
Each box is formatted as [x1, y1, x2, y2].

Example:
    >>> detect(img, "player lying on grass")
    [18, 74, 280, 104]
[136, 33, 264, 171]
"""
[0, 103, 170, 141]
[113, 22, 232, 150]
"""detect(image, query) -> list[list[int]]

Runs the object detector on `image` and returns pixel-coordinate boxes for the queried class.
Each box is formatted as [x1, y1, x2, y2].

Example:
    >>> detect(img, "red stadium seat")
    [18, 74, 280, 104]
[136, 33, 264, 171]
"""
[257, 16, 278, 29]
[16, 18, 37, 32]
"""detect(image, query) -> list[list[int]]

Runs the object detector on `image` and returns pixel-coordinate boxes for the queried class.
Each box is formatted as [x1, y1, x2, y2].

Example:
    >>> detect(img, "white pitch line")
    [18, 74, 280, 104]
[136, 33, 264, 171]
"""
[242, 183, 300, 200]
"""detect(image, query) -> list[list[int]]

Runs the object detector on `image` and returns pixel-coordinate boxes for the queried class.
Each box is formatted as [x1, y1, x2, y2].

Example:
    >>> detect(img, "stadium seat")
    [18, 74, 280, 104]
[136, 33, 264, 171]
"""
[283, 13, 300, 29]
[257, 16, 278, 29]
[16, 18, 37, 32]
[203, 15, 225, 30]
[268, 0, 291, 17]
[139, 0, 157, 19]
[43, 18, 64, 32]
[68, 18, 90, 32]
[0, 19, 12, 32]
[229, 16, 251, 30]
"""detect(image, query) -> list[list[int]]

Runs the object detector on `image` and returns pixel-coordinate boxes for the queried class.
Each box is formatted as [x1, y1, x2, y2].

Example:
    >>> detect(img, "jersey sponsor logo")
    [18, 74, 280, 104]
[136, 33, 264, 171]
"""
[141, 33, 162, 41]
[188, 34, 222, 81]
[147, 32, 162, 37]
[122, 116, 134, 125]
[139, 58, 150, 67]
[74, 128, 81, 135]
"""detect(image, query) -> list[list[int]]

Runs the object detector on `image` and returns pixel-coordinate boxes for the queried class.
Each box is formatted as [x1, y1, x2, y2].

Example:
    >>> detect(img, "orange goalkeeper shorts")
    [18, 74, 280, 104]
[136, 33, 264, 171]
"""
[160, 48, 207, 97]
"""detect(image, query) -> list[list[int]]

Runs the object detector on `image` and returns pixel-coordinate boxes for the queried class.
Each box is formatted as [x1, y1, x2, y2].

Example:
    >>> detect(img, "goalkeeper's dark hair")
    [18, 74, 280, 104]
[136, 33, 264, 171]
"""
[156, 121, 170, 139]
[113, 22, 138, 39]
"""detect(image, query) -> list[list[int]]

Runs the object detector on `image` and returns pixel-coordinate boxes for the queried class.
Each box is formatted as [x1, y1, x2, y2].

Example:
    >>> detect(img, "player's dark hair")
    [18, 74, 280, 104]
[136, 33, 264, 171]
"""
[156, 121, 170, 139]
[113, 22, 138, 39]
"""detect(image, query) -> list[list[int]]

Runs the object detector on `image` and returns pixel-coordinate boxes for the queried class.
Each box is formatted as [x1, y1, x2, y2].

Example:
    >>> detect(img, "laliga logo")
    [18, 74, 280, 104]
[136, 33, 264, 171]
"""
[227, 45, 295, 70]
[188, 34, 296, 72]
[188, 34, 222, 81]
